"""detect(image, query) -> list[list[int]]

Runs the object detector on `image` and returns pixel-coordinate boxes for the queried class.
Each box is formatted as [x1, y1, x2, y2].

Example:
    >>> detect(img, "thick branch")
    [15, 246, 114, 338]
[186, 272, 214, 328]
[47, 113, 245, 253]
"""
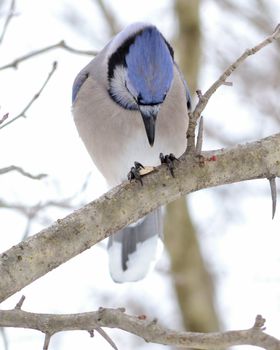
[0, 133, 280, 302]
[0, 307, 278, 350]
[0, 24, 279, 306]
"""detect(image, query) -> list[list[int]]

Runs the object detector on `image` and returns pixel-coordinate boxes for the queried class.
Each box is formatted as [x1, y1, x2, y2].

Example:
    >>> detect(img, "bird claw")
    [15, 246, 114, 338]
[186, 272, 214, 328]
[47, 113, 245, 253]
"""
[128, 161, 144, 185]
[160, 153, 179, 177]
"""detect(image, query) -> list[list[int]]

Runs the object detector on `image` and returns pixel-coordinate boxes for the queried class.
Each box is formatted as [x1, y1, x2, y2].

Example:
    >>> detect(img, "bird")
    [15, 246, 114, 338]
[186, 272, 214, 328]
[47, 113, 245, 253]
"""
[72, 22, 191, 283]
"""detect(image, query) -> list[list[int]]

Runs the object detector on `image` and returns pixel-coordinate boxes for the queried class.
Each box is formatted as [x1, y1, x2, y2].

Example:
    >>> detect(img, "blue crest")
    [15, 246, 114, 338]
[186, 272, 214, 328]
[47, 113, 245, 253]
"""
[125, 27, 174, 105]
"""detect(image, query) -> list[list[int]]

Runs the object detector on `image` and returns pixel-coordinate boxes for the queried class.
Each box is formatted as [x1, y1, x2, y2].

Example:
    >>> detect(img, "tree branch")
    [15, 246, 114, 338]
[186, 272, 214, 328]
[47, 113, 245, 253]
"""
[0, 328, 8, 350]
[0, 23, 279, 310]
[95, 0, 120, 36]
[0, 0, 16, 45]
[0, 61, 57, 130]
[0, 306, 278, 350]
[0, 113, 9, 125]
[0, 165, 47, 179]
[0, 132, 280, 303]
[0, 20, 279, 350]
[186, 23, 280, 152]
[0, 41, 97, 71]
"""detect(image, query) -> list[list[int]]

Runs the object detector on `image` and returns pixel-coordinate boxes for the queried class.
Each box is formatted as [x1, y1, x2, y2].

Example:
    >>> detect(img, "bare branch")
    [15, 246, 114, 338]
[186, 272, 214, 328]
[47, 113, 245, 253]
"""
[0, 113, 9, 125]
[0, 0, 16, 45]
[42, 333, 52, 350]
[0, 174, 90, 237]
[0, 61, 57, 130]
[0, 132, 280, 303]
[0, 41, 97, 71]
[95, 0, 120, 35]
[0, 198, 73, 216]
[0, 165, 47, 179]
[0, 174, 90, 217]
[0, 307, 278, 349]
[196, 116, 204, 154]
[187, 23, 280, 152]
[269, 177, 277, 219]
[222, 81, 233, 86]
[95, 327, 118, 350]
[14, 295, 25, 310]
[0, 328, 8, 350]
[0, 23, 279, 307]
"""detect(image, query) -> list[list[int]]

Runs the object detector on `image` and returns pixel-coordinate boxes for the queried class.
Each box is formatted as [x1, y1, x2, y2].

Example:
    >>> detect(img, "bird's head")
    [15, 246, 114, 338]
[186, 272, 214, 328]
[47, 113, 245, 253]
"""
[108, 24, 174, 146]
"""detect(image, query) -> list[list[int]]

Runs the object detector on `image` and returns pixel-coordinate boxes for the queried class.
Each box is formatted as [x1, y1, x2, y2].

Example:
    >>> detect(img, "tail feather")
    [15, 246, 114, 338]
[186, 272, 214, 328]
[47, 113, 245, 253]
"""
[108, 208, 163, 282]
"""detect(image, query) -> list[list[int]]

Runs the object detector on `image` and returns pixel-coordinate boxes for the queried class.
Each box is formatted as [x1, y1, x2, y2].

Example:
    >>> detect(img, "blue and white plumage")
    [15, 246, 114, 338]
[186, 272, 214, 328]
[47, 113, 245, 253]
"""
[72, 23, 191, 282]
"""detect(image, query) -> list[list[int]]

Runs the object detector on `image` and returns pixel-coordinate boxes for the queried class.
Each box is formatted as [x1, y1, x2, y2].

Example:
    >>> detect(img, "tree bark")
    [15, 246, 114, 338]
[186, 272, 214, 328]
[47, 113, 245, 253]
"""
[1, 133, 280, 303]
[0, 308, 277, 350]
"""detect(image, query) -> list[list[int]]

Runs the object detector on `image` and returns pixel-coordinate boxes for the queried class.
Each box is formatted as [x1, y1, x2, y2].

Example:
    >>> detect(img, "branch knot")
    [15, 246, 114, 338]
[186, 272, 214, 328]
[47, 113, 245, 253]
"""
[253, 314, 266, 331]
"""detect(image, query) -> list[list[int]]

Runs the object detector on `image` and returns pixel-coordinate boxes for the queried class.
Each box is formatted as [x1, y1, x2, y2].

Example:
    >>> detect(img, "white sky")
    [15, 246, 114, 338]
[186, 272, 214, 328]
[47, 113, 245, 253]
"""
[0, 0, 280, 349]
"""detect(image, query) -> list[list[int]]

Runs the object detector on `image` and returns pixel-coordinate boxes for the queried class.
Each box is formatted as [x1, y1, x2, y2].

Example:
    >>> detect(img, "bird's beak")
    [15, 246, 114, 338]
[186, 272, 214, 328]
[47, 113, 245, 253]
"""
[139, 105, 160, 147]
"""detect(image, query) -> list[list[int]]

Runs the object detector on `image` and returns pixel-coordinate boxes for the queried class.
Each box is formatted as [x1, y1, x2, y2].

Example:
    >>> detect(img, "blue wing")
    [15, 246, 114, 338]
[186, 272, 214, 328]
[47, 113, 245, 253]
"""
[72, 69, 89, 104]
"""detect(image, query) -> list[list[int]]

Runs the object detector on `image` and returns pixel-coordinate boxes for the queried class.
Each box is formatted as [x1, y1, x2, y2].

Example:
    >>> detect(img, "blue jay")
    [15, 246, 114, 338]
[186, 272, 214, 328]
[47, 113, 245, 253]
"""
[72, 23, 191, 282]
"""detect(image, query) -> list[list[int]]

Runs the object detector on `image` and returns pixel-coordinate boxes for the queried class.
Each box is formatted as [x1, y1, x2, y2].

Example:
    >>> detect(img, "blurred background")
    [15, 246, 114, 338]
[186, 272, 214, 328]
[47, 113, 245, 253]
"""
[0, 0, 280, 349]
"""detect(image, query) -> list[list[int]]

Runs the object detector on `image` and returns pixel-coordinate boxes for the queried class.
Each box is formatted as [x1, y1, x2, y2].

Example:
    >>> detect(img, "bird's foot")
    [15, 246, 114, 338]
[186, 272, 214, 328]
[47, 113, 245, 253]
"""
[127, 161, 144, 185]
[160, 153, 179, 177]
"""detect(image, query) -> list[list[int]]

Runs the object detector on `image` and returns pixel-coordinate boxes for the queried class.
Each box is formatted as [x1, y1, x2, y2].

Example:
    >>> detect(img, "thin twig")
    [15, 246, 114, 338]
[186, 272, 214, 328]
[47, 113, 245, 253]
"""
[0, 41, 97, 71]
[0, 173, 90, 240]
[0, 0, 16, 45]
[268, 177, 277, 219]
[0, 165, 47, 179]
[0, 113, 9, 125]
[14, 295, 25, 310]
[196, 116, 204, 154]
[22, 215, 35, 241]
[222, 81, 233, 86]
[43, 333, 52, 350]
[187, 23, 280, 153]
[0, 61, 57, 130]
[95, 327, 118, 350]
[0, 192, 84, 217]
[0, 197, 75, 240]
[95, 0, 120, 35]
[0, 328, 8, 350]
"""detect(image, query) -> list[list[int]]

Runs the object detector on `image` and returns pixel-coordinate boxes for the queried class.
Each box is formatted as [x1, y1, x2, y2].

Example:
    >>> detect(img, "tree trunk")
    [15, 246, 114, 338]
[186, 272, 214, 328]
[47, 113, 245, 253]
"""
[164, 0, 220, 332]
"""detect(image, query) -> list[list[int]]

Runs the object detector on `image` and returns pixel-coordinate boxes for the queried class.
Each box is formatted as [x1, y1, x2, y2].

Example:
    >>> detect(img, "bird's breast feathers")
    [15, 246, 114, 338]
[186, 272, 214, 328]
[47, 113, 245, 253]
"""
[73, 66, 188, 186]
